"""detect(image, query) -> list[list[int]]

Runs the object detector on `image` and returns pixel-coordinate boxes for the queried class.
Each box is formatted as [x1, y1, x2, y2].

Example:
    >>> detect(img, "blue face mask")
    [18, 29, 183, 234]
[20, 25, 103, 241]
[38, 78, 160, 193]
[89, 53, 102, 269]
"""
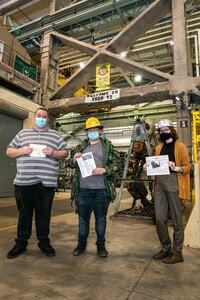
[35, 117, 47, 128]
[88, 131, 99, 141]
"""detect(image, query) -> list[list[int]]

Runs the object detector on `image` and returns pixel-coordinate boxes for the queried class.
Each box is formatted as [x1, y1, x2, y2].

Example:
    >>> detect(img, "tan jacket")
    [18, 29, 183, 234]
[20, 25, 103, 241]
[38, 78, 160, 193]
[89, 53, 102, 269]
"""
[155, 140, 191, 200]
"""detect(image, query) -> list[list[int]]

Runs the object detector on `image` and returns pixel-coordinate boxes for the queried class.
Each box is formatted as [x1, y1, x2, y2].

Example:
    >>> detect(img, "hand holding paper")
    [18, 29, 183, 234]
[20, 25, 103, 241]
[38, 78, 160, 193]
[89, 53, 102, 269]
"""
[77, 152, 96, 178]
[92, 167, 106, 175]
[21, 146, 32, 155]
[29, 144, 46, 157]
[146, 155, 170, 176]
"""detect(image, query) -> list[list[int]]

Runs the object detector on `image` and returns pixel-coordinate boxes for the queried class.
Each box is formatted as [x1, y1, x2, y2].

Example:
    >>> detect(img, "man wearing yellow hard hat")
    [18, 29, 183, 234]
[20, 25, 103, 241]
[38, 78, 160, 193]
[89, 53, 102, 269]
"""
[68, 117, 120, 257]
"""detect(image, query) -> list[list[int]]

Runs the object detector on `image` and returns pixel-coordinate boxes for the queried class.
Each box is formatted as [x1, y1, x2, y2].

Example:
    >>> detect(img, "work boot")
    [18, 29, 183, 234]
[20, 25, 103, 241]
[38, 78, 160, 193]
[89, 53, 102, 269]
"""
[97, 245, 108, 257]
[38, 244, 56, 257]
[153, 249, 171, 260]
[7, 245, 27, 259]
[163, 252, 184, 264]
[73, 244, 86, 256]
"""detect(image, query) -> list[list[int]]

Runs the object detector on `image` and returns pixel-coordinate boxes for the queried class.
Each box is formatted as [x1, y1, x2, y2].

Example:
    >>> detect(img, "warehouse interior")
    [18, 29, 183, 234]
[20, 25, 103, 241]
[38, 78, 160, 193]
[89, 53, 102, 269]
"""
[0, 0, 200, 299]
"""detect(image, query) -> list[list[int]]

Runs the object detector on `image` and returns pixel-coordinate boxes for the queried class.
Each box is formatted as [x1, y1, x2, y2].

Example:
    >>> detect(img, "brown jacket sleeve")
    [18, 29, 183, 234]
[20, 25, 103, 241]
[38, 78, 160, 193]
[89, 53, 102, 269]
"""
[155, 141, 191, 200]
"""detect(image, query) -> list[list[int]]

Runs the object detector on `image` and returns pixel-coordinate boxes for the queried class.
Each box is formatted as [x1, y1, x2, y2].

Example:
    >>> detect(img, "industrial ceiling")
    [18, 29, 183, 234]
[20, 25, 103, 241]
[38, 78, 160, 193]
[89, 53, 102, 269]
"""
[1, 0, 200, 92]
[0, 0, 199, 150]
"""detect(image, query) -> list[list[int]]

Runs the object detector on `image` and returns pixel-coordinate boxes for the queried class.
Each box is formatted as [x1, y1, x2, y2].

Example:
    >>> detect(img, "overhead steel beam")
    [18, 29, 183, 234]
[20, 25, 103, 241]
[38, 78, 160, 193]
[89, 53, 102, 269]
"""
[106, 0, 171, 54]
[0, 0, 32, 16]
[49, 7, 171, 101]
[52, 31, 97, 56]
[47, 82, 173, 115]
[10, 0, 149, 42]
[48, 52, 99, 99]
[47, 75, 200, 116]
[101, 51, 170, 82]
[49, 46, 170, 100]
[116, 67, 135, 87]
[57, 103, 177, 125]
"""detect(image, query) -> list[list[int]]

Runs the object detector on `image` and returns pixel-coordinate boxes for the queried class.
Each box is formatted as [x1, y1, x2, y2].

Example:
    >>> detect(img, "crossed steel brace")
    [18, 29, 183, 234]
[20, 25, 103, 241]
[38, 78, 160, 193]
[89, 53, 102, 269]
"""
[48, 0, 171, 100]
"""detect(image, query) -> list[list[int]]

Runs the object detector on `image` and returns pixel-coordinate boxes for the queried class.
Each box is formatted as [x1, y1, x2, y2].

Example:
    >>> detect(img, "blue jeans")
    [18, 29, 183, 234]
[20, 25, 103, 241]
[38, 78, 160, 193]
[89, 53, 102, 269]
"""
[76, 188, 110, 246]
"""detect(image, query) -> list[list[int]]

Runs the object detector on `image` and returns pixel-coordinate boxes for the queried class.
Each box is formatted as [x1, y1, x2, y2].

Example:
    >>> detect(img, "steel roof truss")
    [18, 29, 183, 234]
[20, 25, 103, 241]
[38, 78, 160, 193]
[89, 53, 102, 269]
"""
[49, 0, 171, 100]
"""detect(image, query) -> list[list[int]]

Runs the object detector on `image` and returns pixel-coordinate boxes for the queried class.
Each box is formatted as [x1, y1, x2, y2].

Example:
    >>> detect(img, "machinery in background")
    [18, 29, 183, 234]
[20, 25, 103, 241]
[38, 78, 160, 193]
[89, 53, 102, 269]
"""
[56, 159, 73, 192]
[115, 119, 159, 219]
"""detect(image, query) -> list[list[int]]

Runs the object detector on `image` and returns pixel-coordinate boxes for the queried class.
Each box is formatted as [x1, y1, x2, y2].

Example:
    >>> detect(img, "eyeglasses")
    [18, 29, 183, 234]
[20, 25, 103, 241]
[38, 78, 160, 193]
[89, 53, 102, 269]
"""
[87, 128, 100, 132]
[159, 128, 171, 133]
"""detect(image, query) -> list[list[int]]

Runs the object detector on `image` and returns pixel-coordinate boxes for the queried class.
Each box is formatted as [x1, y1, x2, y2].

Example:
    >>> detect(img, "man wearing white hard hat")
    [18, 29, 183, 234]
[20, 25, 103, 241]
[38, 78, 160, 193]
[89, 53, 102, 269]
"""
[151, 119, 190, 264]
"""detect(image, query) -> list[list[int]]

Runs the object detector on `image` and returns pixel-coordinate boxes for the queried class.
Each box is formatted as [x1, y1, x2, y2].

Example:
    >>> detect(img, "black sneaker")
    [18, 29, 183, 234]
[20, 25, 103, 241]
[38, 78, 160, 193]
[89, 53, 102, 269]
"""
[97, 245, 108, 257]
[7, 245, 27, 259]
[38, 244, 56, 257]
[73, 244, 86, 256]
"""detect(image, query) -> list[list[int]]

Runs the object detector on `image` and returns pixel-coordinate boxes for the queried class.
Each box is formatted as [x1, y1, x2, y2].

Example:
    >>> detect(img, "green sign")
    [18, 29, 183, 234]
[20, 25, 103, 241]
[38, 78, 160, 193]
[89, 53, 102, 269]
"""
[14, 55, 37, 80]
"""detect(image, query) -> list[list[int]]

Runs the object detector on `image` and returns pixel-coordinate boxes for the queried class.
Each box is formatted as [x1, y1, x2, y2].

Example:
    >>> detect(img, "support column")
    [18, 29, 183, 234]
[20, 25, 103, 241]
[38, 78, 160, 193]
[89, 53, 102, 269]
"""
[172, 0, 192, 156]
[33, 86, 42, 104]
[171, 0, 188, 76]
[40, 32, 51, 106]
[40, 32, 61, 107]
[186, 38, 193, 76]
[49, 0, 56, 13]
[184, 163, 200, 249]
[176, 95, 192, 156]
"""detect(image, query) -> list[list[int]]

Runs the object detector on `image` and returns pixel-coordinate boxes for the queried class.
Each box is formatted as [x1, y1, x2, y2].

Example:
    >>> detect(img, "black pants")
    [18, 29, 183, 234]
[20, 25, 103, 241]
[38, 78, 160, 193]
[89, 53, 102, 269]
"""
[14, 183, 55, 248]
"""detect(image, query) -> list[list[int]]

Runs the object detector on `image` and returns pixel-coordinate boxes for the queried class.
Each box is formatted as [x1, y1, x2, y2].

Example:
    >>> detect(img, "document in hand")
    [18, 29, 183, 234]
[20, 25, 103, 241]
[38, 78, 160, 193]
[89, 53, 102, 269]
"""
[76, 152, 96, 178]
[29, 144, 46, 157]
[146, 155, 170, 176]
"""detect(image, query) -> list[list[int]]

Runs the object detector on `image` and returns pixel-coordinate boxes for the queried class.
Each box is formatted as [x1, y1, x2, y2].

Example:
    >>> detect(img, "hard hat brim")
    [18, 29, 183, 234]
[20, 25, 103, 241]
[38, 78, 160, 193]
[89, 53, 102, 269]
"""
[85, 125, 103, 130]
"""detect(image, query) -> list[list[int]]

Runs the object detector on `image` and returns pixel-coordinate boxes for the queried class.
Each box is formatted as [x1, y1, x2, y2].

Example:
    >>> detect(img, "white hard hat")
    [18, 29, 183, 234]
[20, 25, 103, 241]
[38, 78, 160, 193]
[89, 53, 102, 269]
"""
[157, 119, 173, 130]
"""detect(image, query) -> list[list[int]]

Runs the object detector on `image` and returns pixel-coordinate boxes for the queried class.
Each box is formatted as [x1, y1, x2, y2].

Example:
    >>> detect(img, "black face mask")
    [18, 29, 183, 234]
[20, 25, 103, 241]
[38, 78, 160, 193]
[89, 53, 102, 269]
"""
[160, 132, 172, 141]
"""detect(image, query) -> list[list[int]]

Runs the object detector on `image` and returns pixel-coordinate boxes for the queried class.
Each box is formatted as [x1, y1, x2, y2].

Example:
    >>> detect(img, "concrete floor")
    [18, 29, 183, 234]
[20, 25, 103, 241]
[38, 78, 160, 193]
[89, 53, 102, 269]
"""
[0, 191, 200, 300]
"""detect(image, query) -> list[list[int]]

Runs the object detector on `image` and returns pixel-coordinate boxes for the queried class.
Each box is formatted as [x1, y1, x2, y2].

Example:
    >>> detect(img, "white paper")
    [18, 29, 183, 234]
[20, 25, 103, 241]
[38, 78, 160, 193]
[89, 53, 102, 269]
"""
[146, 155, 170, 176]
[76, 152, 96, 178]
[29, 144, 46, 157]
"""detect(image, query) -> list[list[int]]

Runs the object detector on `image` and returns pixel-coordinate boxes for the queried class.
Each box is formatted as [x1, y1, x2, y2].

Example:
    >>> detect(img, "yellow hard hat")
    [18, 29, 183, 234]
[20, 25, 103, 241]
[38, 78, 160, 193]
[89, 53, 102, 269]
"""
[85, 117, 103, 129]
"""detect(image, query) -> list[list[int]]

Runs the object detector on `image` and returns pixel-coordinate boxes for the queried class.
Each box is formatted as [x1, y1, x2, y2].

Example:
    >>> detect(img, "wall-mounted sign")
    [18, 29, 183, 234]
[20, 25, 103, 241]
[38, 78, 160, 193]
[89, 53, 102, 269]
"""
[14, 55, 37, 80]
[85, 89, 120, 103]
[96, 63, 110, 91]
[180, 120, 188, 128]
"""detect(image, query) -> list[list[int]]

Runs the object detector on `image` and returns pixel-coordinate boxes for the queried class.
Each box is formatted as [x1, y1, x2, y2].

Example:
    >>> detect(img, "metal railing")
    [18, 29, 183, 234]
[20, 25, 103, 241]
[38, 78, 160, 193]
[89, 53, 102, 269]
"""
[0, 40, 42, 83]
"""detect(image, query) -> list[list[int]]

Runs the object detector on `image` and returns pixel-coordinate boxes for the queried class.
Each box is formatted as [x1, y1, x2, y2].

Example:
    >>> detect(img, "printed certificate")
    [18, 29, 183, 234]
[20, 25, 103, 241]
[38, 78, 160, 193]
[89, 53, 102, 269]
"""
[77, 152, 96, 178]
[146, 155, 170, 176]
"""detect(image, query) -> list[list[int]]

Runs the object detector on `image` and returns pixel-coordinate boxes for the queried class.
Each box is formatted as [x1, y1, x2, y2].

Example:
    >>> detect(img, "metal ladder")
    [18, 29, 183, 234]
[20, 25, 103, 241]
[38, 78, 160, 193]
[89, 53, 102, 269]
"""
[115, 120, 152, 214]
